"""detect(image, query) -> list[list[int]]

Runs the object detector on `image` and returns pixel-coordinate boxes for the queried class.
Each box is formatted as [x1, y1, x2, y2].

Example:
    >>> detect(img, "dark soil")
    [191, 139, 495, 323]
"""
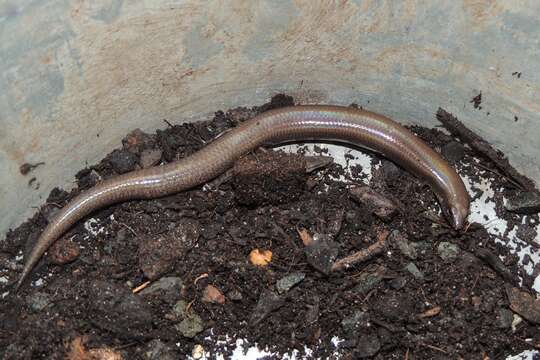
[1, 95, 539, 360]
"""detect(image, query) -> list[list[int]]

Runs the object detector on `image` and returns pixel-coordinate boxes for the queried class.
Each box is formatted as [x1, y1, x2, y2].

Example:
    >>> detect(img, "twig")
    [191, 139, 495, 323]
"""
[419, 342, 448, 354]
[194, 273, 209, 285]
[132, 281, 151, 293]
[436, 108, 535, 192]
[331, 229, 389, 272]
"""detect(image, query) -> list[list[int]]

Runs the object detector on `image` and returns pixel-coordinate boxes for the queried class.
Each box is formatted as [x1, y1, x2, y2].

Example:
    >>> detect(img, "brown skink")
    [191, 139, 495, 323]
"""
[17, 105, 469, 289]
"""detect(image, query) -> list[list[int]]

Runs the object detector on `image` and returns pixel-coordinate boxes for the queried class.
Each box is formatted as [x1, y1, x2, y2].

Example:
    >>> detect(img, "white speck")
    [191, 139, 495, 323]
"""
[33, 278, 44, 287]
[0, 276, 8, 284]
[2, 291, 9, 298]
[84, 218, 105, 236]
[15, 255, 23, 261]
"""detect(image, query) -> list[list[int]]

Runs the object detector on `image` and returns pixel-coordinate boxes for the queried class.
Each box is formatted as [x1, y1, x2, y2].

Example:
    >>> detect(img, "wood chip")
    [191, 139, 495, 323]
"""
[418, 306, 441, 319]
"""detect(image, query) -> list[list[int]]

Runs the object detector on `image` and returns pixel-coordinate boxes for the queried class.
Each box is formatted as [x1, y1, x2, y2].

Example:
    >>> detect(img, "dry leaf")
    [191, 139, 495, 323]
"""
[297, 228, 313, 246]
[418, 306, 441, 318]
[202, 284, 225, 304]
[249, 249, 272, 266]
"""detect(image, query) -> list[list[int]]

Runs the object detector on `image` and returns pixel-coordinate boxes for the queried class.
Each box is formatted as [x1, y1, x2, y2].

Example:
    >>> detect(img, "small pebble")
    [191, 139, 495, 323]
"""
[353, 268, 385, 294]
[276, 272, 305, 294]
[341, 310, 369, 334]
[437, 242, 460, 261]
[227, 289, 243, 301]
[175, 314, 204, 338]
[405, 262, 424, 280]
[497, 308, 513, 329]
[26, 292, 52, 312]
[391, 231, 417, 260]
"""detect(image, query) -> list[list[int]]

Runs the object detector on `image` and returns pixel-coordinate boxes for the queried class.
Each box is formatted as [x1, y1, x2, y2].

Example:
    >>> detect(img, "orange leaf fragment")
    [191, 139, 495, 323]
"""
[249, 249, 272, 266]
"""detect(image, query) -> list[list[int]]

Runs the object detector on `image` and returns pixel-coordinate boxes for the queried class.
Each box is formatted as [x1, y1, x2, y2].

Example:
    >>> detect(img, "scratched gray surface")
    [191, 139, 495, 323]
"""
[1, 0, 539, 238]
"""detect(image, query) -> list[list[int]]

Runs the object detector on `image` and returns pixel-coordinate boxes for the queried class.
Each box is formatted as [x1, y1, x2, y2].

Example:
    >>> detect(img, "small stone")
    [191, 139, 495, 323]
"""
[341, 310, 369, 334]
[276, 272, 305, 294]
[389, 276, 407, 290]
[108, 149, 139, 174]
[26, 292, 52, 312]
[171, 300, 189, 319]
[497, 308, 513, 329]
[250, 290, 285, 325]
[191, 344, 205, 360]
[140, 149, 162, 168]
[505, 191, 540, 214]
[140, 277, 184, 304]
[349, 186, 398, 220]
[506, 285, 540, 324]
[355, 332, 381, 358]
[353, 267, 385, 294]
[441, 141, 466, 163]
[404, 262, 424, 281]
[437, 242, 460, 261]
[143, 340, 176, 360]
[48, 236, 80, 265]
[175, 314, 204, 338]
[390, 231, 417, 259]
[227, 290, 243, 301]
[86, 280, 153, 337]
[202, 284, 225, 304]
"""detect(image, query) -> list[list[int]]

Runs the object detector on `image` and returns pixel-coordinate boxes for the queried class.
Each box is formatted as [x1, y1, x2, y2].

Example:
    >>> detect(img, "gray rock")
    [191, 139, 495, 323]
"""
[505, 191, 540, 214]
[437, 242, 460, 261]
[250, 290, 285, 325]
[391, 231, 417, 259]
[26, 292, 52, 312]
[143, 340, 176, 360]
[86, 280, 153, 337]
[389, 276, 407, 290]
[227, 289, 243, 301]
[355, 332, 381, 358]
[341, 310, 369, 334]
[404, 262, 424, 281]
[139, 277, 184, 304]
[497, 308, 513, 329]
[175, 313, 204, 338]
[171, 299, 189, 318]
[353, 268, 385, 294]
[276, 272, 305, 294]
